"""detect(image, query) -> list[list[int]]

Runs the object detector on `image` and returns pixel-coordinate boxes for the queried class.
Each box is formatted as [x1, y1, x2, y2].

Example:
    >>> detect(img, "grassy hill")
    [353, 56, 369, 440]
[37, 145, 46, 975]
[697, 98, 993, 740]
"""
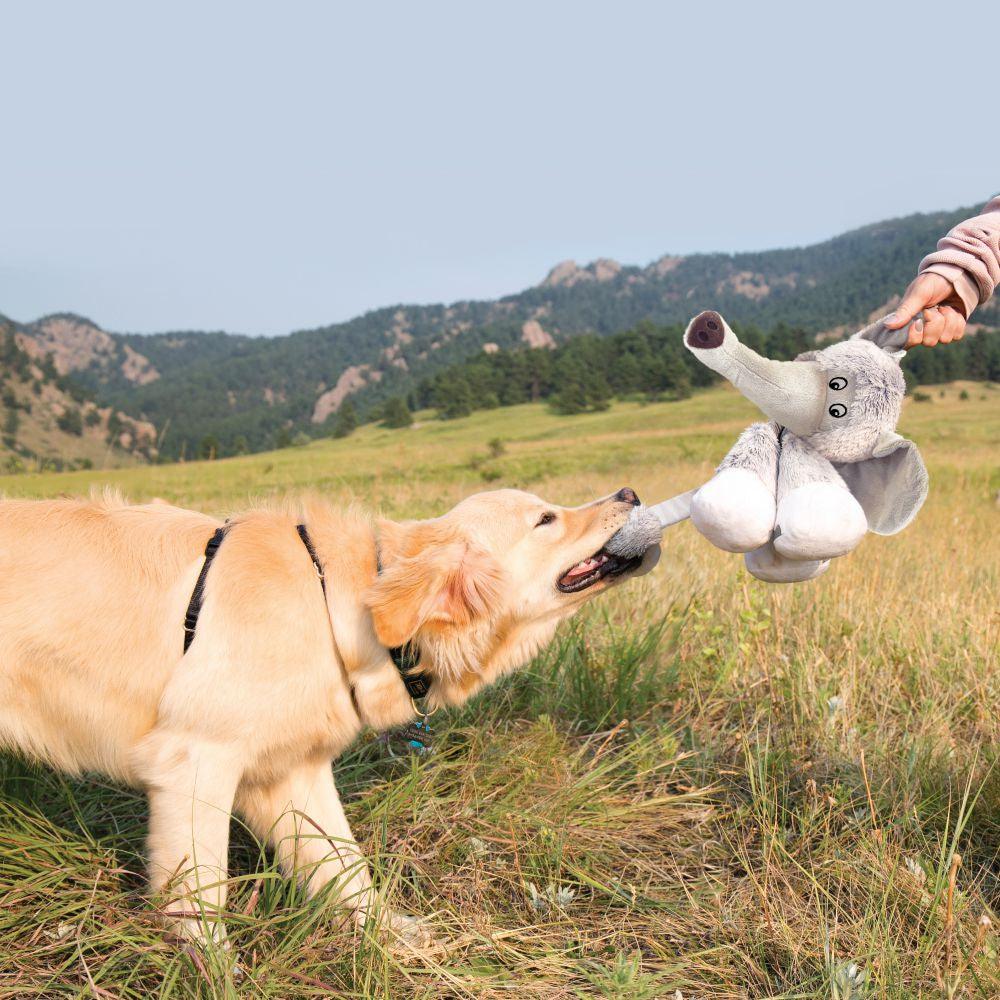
[7, 201, 998, 461]
[1, 386, 997, 996]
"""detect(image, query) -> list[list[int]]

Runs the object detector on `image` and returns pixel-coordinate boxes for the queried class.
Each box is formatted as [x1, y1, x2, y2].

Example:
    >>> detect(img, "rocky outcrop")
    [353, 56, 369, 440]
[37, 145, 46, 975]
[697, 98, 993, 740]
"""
[311, 365, 371, 423]
[521, 320, 555, 349]
[120, 344, 159, 385]
[540, 258, 623, 289]
[16, 314, 160, 384]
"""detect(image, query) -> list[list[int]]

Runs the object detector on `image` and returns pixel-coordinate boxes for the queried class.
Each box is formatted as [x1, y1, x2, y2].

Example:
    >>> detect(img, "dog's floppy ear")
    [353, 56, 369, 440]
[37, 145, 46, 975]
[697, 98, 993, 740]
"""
[365, 521, 503, 648]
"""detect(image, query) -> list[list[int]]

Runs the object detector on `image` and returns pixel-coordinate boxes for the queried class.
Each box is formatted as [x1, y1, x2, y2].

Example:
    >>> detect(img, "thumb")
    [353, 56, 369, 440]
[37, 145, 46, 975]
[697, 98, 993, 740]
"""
[885, 279, 933, 329]
[884, 295, 923, 329]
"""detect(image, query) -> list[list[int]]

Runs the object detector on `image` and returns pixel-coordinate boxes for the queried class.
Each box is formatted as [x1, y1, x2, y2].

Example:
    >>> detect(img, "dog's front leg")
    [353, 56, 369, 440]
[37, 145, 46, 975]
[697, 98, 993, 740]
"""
[236, 760, 430, 946]
[236, 759, 373, 920]
[140, 735, 242, 947]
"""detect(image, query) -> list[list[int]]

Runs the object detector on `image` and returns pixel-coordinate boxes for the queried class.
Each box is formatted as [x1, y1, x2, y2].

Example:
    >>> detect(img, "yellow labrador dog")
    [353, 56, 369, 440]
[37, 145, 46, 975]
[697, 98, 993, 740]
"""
[0, 486, 658, 944]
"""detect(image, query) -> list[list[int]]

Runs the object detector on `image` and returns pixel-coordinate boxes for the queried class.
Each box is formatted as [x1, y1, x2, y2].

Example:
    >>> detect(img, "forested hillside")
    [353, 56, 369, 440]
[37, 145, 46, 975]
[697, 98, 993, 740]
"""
[410, 321, 1000, 421]
[5, 201, 997, 460]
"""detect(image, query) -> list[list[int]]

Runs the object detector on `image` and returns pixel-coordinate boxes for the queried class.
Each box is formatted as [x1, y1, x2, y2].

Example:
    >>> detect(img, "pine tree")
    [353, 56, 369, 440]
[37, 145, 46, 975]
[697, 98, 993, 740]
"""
[437, 377, 474, 420]
[382, 396, 413, 428]
[332, 399, 358, 438]
[198, 434, 220, 460]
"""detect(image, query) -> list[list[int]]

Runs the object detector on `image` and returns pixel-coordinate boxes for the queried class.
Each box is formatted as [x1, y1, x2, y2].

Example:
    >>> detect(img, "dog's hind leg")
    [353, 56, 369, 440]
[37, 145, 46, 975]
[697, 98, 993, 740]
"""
[139, 734, 242, 947]
[236, 760, 433, 948]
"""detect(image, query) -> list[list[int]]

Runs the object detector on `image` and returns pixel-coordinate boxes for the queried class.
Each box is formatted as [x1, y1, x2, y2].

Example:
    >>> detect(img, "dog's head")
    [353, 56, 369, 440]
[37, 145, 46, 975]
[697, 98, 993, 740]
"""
[364, 487, 660, 705]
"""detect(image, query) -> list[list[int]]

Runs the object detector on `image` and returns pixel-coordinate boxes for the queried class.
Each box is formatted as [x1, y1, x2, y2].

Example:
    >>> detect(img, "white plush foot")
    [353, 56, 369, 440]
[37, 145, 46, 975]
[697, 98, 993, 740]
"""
[745, 541, 829, 583]
[773, 482, 867, 561]
[690, 467, 775, 553]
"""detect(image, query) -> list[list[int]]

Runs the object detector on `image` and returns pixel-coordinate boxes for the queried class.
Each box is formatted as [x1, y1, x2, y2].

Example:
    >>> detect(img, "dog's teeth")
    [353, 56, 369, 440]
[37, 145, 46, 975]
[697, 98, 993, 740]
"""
[564, 557, 599, 579]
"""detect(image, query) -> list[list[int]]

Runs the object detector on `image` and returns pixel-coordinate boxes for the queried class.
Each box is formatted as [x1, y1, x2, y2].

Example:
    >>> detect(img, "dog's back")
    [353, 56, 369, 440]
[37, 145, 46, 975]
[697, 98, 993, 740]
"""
[0, 495, 218, 779]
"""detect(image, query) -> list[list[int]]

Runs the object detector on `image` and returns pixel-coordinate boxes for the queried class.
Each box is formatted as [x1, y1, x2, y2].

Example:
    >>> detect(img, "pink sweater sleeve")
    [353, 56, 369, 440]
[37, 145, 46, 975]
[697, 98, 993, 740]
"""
[918, 196, 1000, 316]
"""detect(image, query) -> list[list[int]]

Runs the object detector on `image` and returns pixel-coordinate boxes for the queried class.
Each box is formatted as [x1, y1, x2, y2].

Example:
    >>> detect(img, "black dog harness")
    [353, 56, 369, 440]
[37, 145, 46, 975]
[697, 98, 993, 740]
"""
[182, 523, 431, 705]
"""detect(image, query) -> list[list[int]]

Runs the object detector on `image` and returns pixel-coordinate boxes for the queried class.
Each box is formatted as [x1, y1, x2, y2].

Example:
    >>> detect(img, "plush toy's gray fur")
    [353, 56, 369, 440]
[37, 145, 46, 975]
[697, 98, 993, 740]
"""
[620, 311, 929, 583]
[606, 506, 664, 559]
[719, 421, 780, 479]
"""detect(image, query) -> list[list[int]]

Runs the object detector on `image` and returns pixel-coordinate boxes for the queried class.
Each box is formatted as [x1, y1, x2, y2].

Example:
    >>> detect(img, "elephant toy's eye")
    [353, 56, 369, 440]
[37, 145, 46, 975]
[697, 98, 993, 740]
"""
[829, 376, 848, 391]
[828, 403, 847, 418]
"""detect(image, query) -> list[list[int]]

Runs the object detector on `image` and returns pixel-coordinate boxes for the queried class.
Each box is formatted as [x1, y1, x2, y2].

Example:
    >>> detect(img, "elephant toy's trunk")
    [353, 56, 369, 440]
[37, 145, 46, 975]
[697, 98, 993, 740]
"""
[683, 311, 827, 436]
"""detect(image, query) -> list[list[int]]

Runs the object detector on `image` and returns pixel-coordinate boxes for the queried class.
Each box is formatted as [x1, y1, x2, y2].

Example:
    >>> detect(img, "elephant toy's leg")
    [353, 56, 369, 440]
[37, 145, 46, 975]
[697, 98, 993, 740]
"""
[772, 432, 867, 561]
[690, 422, 779, 552]
[744, 540, 829, 583]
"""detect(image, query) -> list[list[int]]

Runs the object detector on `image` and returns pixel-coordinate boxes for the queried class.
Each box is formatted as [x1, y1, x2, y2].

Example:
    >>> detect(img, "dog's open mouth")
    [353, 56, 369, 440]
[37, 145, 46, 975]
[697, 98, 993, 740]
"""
[556, 547, 644, 593]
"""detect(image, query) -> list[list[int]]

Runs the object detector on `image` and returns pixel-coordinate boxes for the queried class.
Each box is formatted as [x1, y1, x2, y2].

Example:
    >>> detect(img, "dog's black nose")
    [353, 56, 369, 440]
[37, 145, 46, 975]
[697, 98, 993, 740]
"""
[615, 487, 640, 506]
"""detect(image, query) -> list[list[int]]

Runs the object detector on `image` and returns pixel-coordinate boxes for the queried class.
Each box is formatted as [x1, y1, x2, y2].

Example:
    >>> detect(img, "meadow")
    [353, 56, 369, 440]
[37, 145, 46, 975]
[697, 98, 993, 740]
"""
[0, 382, 998, 998]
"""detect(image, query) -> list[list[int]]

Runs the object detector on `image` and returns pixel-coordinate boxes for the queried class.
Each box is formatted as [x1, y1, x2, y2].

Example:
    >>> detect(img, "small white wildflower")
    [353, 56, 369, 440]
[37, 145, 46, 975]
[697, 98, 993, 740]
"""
[904, 857, 927, 885]
[43, 923, 76, 942]
[831, 959, 868, 1000]
[524, 881, 575, 913]
[827, 695, 845, 719]
[525, 881, 548, 913]
[466, 836, 489, 858]
[554, 885, 576, 908]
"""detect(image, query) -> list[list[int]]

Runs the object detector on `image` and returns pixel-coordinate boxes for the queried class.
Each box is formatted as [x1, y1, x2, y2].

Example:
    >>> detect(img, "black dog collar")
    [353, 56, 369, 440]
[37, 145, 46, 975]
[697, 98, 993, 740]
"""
[374, 544, 430, 700]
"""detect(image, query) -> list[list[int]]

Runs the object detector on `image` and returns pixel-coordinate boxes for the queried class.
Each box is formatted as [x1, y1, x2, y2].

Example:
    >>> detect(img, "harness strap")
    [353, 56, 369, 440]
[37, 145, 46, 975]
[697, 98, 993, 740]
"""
[295, 523, 326, 596]
[182, 526, 229, 652]
[183, 524, 430, 702]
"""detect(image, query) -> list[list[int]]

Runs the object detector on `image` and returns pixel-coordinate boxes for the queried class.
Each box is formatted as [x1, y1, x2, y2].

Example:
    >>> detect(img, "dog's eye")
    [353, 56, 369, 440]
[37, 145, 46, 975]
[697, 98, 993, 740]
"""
[829, 376, 848, 391]
[828, 403, 847, 418]
[535, 512, 556, 527]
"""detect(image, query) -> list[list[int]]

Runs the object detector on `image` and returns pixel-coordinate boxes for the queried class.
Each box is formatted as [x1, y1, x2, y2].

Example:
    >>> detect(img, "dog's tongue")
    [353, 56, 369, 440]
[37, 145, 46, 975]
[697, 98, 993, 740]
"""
[563, 555, 604, 579]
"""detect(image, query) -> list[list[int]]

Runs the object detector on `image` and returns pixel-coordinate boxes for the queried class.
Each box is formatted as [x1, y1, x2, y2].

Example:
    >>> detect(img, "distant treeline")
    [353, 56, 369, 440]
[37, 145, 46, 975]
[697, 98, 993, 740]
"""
[404, 320, 1000, 420]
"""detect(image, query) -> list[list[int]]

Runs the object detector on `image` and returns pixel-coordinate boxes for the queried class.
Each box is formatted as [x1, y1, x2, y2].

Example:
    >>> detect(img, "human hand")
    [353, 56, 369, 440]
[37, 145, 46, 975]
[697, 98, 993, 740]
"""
[883, 273, 968, 347]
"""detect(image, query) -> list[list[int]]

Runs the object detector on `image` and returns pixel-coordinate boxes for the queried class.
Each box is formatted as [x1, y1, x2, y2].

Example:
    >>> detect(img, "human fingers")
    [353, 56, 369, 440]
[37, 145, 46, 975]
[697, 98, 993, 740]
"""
[905, 316, 925, 348]
[936, 306, 966, 344]
[920, 307, 945, 346]
[885, 274, 952, 329]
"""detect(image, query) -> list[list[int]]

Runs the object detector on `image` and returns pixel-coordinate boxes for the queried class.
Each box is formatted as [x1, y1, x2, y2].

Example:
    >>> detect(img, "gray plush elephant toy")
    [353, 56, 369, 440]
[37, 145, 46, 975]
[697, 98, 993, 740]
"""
[607, 310, 929, 582]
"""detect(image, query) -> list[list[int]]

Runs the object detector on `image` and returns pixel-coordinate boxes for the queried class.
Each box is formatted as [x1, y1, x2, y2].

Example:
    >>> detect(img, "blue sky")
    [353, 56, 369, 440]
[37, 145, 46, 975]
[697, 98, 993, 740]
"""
[1, 1, 996, 336]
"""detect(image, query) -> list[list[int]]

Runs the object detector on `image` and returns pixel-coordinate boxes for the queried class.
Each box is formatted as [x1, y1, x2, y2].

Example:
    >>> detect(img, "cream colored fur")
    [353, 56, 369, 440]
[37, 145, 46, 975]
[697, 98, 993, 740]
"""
[0, 487, 650, 946]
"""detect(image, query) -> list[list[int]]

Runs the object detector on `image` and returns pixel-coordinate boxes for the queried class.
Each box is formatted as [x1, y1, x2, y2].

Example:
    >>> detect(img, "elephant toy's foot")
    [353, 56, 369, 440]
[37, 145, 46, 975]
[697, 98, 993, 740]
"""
[691, 468, 775, 553]
[745, 540, 829, 583]
[773, 482, 867, 561]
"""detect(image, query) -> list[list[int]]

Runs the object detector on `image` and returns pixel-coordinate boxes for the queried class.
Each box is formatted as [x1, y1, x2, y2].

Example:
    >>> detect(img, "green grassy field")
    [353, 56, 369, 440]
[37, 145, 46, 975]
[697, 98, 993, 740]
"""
[1, 383, 998, 998]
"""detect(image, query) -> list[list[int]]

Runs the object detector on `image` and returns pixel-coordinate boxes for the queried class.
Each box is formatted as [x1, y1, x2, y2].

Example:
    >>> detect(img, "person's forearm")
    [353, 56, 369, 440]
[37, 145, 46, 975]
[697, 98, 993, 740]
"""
[918, 196, 1000, 316]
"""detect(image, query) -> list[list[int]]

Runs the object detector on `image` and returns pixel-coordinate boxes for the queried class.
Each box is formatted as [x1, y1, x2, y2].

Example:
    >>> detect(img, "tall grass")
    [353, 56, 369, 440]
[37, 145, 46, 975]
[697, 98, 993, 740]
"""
[1, 383, 997, 997]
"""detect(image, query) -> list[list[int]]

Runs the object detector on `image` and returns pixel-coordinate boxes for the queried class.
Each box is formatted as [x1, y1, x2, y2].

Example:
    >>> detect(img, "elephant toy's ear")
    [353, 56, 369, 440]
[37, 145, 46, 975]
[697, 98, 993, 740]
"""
[853, 316, 911, 358]
[835, 432, 928, 535]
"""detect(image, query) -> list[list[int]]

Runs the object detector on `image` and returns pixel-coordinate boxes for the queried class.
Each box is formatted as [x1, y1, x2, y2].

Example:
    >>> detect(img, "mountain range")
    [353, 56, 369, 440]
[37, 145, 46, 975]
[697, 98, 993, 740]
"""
[3, 202, 995, 462]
